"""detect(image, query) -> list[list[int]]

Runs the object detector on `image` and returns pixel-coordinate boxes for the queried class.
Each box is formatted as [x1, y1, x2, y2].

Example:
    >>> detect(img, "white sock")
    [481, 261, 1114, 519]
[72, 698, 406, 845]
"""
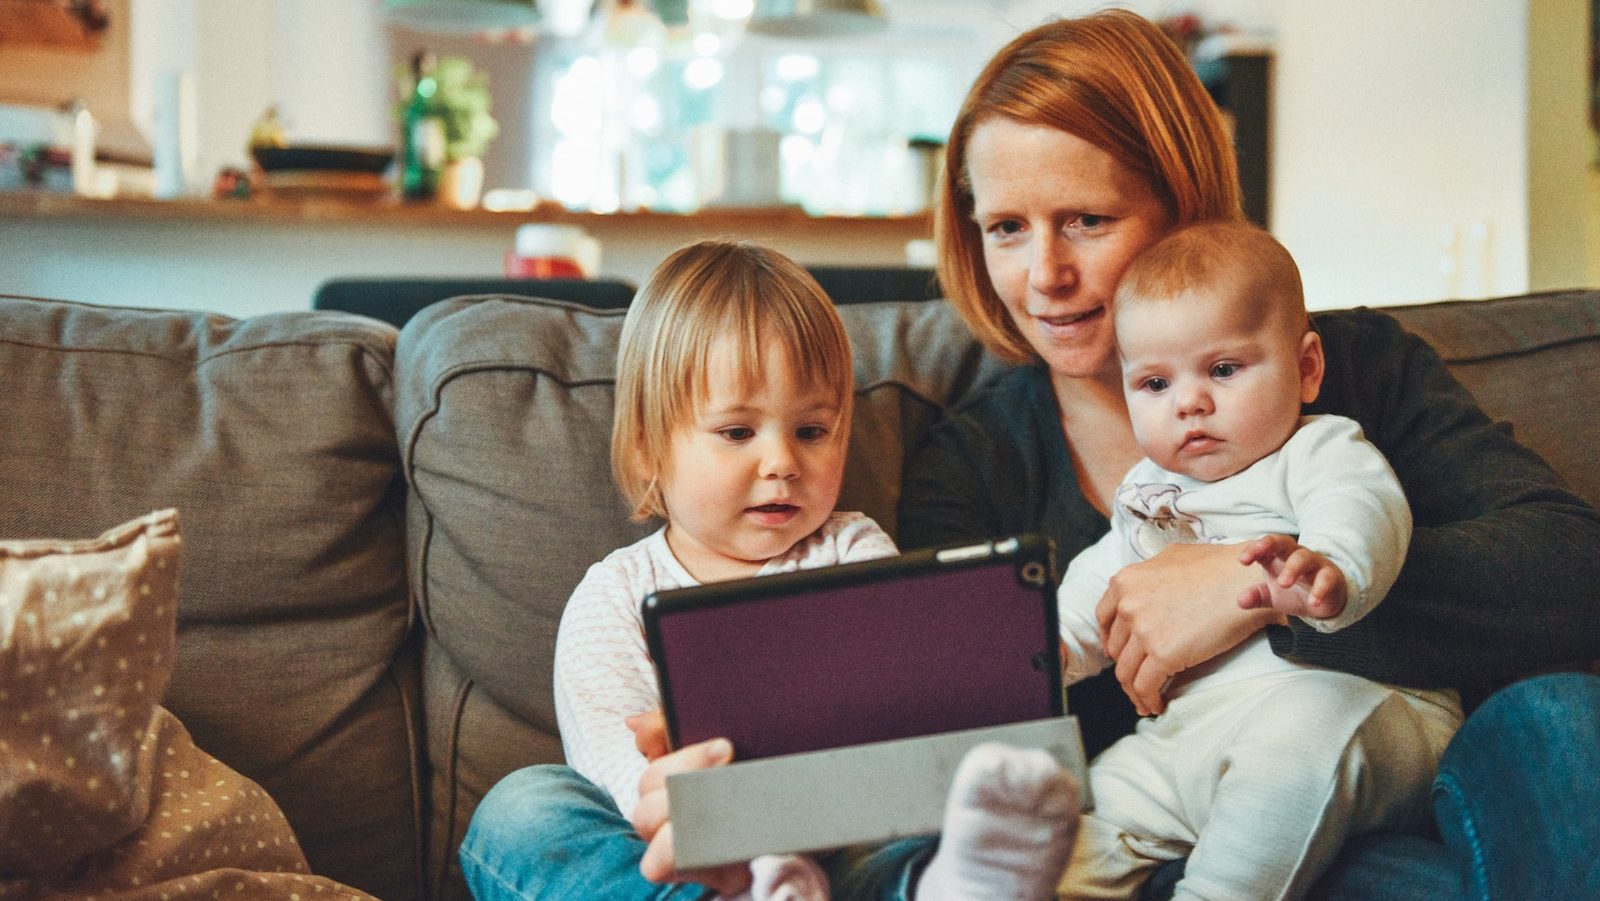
[745, 853, 830, 901]
[916, 742, 1081, 901]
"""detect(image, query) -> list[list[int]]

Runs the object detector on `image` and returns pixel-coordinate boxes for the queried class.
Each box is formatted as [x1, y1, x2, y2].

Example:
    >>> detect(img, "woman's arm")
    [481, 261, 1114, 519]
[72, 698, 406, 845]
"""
[1284, 311, 1600, 697]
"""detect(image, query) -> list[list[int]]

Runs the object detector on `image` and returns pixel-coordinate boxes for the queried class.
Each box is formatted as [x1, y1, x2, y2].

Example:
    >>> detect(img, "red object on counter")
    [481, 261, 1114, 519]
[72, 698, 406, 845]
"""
[504, 251, 585, 279]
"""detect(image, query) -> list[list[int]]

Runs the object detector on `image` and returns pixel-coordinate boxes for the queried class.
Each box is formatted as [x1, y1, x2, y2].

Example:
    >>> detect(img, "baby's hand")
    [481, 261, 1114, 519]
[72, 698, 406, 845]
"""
[1236, 535, 1348, 620]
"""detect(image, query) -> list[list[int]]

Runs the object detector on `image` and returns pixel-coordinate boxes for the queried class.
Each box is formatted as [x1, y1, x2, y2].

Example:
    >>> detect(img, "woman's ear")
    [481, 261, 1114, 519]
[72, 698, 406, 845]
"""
[1298, 330, 1325, 404]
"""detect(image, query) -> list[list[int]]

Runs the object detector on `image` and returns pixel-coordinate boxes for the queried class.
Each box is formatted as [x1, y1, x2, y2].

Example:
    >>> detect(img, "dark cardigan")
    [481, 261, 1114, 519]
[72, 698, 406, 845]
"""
[897, 308, 1600, 756]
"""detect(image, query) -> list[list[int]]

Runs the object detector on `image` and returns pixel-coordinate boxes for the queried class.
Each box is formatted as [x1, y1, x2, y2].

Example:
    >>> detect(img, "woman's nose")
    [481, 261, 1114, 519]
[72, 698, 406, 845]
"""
[1027, 234, 1077, 296]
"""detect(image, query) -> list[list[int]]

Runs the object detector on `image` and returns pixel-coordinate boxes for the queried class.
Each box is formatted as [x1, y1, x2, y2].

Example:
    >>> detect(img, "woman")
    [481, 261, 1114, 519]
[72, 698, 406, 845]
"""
[895, 8, 1600, 898]
[468, 10, 1600, 900]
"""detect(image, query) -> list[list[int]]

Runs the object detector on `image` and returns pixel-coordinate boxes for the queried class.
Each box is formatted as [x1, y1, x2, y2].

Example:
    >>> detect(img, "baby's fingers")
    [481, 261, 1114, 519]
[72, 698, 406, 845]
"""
[1238, 535, 1288, 566]
[1275, 548, 1320, 587]
[1304, 569, 1347, 618]
[1237, 582, 1274, 610]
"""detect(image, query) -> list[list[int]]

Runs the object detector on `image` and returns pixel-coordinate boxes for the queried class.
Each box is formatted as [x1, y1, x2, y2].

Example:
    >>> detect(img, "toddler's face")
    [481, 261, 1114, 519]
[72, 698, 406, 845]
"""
[657, 338, 847, 582]
[1117, 288, 1321, 482]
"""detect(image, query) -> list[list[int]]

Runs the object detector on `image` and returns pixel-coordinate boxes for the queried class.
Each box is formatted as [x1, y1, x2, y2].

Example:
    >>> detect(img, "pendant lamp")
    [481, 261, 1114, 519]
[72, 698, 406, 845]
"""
[384, 0, 541, 33]
[746, 0, 885, 37]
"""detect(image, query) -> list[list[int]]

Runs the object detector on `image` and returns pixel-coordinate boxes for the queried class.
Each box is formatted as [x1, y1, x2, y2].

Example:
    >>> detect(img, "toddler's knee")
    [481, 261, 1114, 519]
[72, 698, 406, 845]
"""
[468, 765, 591, 842]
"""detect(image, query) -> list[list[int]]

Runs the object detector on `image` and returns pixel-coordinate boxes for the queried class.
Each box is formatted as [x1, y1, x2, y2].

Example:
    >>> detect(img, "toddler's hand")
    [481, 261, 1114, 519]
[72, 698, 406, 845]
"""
[631, 736, 750, 894]
[626, 709, 670, 761]
[1237, 534, 1348, 620]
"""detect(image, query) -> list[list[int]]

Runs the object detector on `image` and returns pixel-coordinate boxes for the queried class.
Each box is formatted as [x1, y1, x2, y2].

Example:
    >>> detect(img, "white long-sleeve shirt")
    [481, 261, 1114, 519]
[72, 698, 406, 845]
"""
[1059, 414, 1412, 696]
[552, 511, 897, 817]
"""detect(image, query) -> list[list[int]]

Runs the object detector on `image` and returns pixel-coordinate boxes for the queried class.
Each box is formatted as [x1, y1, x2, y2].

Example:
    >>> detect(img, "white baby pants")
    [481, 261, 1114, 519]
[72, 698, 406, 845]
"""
[1057, 669, 1462, 901]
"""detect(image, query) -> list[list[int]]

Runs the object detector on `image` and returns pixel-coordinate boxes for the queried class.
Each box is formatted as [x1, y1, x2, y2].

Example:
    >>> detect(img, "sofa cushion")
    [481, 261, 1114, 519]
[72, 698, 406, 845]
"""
[1, 510, 184, 880]
[395, 294, 1004, 901]
[0, 297, 421, 901]
[1386, 290, 1600, 507]
[0, 509, 379, 899]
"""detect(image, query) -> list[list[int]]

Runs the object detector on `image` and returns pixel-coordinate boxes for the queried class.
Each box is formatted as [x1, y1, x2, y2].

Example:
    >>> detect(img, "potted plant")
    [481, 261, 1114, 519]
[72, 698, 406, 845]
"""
[397, 54, 499, 208]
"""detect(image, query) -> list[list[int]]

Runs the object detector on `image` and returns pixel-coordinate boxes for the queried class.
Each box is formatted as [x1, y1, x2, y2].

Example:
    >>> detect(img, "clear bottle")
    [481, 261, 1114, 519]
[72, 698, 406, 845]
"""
[400, 50, 446, 201]
[63, 97, 97, 196]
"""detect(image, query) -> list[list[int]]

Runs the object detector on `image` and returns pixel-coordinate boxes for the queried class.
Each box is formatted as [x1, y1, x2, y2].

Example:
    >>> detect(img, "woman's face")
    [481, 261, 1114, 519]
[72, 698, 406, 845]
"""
[966, 118, 1172, 380]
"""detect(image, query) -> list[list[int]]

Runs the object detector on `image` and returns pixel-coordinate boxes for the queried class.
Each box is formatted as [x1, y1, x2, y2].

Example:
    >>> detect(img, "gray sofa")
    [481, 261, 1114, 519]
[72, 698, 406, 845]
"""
[1, 287, 1595, 901]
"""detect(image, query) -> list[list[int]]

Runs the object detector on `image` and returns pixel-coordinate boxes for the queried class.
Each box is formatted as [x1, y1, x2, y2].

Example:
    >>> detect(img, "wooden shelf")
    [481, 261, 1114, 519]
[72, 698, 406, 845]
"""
[0, 0, 108, 51]
[0, 190, 931, 232]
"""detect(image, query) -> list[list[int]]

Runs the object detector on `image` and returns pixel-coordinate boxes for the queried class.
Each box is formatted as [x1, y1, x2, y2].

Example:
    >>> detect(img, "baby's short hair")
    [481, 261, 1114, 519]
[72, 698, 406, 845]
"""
[611, 240, 854, 521]
[1115, 221, 1307, 335]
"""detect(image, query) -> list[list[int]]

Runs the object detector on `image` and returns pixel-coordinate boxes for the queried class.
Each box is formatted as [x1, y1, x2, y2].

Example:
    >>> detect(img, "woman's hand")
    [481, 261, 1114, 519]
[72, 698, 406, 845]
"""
[625, 718, 750, 895]
[1095, 542, 1285, 715]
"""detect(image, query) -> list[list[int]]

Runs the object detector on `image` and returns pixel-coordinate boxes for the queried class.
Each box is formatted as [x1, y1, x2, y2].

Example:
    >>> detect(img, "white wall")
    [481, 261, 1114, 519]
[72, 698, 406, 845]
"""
[1271, 1, 1529, 308]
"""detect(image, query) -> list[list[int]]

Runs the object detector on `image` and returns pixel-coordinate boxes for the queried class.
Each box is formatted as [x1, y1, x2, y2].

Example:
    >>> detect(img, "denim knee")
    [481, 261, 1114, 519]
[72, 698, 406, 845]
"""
[1432, 672, 1600, 900]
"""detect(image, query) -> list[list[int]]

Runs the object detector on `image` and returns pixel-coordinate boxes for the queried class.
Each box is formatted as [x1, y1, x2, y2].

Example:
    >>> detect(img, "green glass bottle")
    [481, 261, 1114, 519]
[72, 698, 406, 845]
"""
[401, 50, 445, 201]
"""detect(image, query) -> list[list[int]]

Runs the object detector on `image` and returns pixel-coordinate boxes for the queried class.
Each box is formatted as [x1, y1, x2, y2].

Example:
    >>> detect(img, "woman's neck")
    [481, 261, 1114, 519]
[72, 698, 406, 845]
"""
[1050, 366, 1143, 516]
[1051, 365, 1128, 421]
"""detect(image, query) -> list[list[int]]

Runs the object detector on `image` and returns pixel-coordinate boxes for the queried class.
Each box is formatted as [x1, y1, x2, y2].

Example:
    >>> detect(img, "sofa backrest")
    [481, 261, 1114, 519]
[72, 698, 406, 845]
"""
[1385, 290, 1600, 508]
[0, 296, 423, 901]
[395, 294, 1007, 900]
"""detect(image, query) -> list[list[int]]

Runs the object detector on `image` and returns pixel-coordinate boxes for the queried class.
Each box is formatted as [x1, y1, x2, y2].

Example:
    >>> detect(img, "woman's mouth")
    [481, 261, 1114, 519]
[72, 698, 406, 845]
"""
[1035, 307, 1104, 338]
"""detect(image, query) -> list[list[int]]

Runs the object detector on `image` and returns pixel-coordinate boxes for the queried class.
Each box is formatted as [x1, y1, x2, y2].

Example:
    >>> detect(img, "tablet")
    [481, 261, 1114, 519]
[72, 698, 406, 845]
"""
[642, 534, 1063, 761]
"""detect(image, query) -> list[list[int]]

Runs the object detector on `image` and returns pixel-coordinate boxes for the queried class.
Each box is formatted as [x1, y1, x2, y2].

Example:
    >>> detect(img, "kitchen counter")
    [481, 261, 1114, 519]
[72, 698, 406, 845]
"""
[1, 191, 933, 317]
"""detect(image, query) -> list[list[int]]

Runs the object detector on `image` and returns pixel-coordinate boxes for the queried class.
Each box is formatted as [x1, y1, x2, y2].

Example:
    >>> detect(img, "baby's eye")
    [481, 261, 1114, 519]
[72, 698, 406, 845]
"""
[797, 425, 830, 442]
[719, 427, 754, 442]
[1211, 362, 1240, 379]
[1140, 377, 1169, 393]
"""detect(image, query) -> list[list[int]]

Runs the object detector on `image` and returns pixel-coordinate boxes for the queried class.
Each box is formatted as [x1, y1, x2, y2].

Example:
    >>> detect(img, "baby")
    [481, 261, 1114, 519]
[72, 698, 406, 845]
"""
[1055, 222, 1465, 900]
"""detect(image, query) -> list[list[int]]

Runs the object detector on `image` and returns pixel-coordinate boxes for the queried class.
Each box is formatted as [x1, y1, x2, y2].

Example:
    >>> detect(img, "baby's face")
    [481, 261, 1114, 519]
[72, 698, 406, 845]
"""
[1117, 288, 1320, 482]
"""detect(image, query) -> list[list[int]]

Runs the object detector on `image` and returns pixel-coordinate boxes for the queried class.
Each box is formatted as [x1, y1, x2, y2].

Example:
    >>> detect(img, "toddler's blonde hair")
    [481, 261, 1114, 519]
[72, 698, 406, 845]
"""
[611, 240, 855, 522]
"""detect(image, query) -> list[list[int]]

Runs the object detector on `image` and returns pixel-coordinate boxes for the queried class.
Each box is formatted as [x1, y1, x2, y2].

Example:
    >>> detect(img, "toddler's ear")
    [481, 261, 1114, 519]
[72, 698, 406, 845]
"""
[1298, 330, 1325, 403]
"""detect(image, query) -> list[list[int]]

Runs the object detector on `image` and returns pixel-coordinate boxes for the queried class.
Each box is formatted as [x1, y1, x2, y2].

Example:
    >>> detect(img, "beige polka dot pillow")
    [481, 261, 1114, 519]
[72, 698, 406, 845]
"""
[0, 510, 373, 899]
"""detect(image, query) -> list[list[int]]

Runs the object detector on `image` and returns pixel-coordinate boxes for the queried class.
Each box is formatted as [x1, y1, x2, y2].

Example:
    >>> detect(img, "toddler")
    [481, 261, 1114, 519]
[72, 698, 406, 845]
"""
[553, 240, 1079, 901]
[1055, 222, 1465, 900]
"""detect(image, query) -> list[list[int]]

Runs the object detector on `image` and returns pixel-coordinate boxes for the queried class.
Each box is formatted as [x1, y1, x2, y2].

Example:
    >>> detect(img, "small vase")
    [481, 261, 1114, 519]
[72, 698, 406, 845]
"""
[439, 157, 484, 210]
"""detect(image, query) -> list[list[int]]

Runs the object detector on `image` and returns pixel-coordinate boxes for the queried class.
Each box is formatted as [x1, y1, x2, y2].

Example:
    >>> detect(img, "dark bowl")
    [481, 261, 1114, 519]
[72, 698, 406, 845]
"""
[251, 145, 394, 174]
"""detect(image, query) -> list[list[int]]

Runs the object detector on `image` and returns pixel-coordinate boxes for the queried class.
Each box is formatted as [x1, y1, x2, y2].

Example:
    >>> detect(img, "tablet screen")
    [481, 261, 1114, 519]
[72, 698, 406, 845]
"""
[644, 534, 1062, 760]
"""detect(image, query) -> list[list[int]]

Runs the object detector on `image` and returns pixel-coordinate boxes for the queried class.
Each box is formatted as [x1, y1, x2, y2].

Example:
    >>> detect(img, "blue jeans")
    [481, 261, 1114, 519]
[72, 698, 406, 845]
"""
[459, 763, 936, 901]
[463, 674, 1600, 900]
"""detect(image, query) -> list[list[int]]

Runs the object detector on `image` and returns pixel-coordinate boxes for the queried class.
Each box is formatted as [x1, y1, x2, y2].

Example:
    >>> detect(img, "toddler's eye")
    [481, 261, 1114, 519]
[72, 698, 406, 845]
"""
[797, 425, 830, 442]
[1211, 362, 1240, 379]
[1141, 377, 1169, 393]
[719, 427, 754, 442]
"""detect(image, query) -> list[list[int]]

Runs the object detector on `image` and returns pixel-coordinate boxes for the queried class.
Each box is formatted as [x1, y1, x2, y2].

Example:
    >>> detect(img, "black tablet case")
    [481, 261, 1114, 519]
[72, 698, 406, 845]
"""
[643, 534, 1063, 760]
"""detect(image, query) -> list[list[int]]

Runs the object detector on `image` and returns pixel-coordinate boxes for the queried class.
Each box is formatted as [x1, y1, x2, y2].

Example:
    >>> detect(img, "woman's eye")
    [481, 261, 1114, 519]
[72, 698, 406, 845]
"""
[1141, 377, 1169, 393]
[719, 427, 753, 442]
[1077, 214, 1107, 229]
[1211, 362, 1240, 379]
[985, 219, 1023, 240]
